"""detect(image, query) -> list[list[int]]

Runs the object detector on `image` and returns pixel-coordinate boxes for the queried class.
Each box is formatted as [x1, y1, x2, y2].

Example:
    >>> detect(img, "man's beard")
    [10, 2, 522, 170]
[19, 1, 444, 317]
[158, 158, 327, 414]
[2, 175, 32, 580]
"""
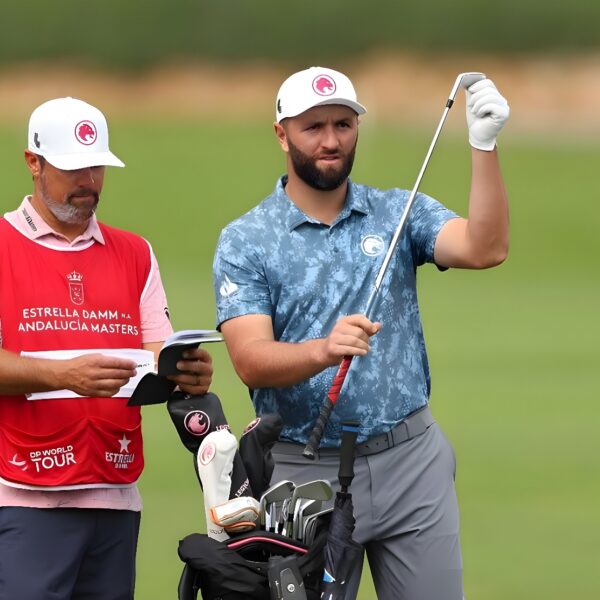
[39, 174, 99, 225]
[287, 138, 356, 191]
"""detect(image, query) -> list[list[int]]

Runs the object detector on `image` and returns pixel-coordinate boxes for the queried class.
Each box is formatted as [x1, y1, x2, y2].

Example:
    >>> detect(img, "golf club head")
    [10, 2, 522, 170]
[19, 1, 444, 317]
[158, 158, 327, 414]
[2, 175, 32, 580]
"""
[448, 71, 486, 102]
[283, 479, 333, 537]
[259, 480, 295, 530]
[459, 71, 486, 89]
[294, 498, 322, 540]
[302, 507, 333, 545]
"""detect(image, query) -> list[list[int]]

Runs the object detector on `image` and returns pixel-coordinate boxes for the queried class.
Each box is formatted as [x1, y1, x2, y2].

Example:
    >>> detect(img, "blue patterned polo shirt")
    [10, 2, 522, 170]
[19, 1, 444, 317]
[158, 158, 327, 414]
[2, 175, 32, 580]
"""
[213, 177, 457, 447]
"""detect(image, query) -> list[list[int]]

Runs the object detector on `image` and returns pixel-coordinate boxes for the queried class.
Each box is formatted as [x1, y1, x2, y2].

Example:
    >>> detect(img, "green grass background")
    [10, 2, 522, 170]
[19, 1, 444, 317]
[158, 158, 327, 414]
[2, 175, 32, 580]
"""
[1, 118, 598, 599]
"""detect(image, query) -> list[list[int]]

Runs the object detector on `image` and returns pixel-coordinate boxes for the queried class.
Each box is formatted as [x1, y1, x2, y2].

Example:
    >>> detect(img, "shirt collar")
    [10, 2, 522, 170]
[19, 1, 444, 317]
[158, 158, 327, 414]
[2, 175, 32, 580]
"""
[9, 196, 105, 246]
[276, 176, 369, 232]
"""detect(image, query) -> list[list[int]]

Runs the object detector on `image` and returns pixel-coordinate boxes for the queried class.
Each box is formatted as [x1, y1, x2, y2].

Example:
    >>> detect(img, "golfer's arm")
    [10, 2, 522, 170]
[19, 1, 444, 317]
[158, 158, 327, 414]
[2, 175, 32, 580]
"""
[434, 148, 509, 269]
[221, 314, 328, 389]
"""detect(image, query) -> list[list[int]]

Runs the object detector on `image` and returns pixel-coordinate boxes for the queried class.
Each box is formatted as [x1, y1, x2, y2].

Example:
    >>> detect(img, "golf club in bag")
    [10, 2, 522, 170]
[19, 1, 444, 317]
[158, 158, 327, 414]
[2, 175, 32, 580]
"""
[303, 72, 486, 459]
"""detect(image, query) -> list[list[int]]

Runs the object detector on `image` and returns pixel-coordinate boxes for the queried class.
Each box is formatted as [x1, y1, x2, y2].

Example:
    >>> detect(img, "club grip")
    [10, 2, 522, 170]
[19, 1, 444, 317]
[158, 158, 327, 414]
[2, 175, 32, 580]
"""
[303, 356, 353, 459]
[302, 397, 333, 460]
[327, 356, 352, 402]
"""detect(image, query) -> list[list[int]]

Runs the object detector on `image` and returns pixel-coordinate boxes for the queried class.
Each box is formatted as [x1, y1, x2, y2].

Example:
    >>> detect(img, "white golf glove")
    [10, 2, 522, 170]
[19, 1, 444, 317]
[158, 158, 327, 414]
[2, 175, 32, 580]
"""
[466, 78, 510, 151]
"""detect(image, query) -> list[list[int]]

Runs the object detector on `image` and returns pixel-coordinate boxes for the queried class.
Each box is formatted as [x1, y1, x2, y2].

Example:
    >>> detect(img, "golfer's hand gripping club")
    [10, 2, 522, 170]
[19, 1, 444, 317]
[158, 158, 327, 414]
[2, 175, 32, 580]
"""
[303, 72, 488, 459]
[465, 78, 509, 151]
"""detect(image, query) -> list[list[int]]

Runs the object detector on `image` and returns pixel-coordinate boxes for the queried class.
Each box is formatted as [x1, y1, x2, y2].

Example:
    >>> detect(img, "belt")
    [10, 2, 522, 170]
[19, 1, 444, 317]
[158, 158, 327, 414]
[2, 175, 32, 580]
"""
[274, 406, 435, 459]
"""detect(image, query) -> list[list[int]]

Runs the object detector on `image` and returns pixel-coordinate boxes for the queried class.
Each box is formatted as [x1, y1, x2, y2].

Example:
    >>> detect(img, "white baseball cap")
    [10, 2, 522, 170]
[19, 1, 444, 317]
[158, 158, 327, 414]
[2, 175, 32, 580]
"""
[275, 66, 367, 123]
[28, 97, 125, 170]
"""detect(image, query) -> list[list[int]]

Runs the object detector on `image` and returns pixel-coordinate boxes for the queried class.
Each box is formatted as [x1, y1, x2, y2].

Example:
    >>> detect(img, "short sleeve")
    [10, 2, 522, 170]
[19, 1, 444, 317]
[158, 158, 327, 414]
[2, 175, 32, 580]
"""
[409, 193, 458, 265]
[139, 243, 173, 343]
[213, 226, 273, 328]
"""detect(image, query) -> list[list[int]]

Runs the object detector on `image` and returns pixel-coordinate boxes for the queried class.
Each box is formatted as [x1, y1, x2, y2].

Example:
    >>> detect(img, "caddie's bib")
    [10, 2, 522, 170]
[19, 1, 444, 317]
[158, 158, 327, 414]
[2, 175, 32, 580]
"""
[0, 218, 151, 490]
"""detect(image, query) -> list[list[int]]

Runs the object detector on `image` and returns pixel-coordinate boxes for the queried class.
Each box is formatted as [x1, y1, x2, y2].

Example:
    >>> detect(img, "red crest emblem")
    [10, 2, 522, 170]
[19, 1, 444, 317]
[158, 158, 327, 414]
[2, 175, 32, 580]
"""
[67, 271, 84, 305]
[75, 120, 97, 145]
[312, 75, 336, 96]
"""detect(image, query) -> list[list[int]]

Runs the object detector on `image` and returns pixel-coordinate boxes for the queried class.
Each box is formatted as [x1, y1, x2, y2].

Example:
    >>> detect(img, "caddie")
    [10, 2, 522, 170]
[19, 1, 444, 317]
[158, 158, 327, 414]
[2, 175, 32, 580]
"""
[0, 97, 213, 599]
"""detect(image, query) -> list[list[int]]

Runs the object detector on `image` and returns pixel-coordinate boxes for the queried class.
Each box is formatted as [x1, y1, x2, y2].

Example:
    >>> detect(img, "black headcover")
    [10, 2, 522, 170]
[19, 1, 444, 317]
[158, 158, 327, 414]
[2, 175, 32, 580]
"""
[239, 413, 284, 500]
[167, 391, 252, 499]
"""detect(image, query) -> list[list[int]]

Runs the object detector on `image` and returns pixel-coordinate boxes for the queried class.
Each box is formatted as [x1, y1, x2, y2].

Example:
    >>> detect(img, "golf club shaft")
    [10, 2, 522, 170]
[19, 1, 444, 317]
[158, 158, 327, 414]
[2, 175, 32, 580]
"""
[303, 73, 485, 459]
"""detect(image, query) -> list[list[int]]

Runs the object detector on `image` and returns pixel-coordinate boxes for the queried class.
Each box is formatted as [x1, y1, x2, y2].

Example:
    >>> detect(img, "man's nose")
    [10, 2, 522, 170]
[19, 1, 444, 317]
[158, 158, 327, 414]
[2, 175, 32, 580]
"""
[76, 167, 96, 184]
[320, 125, 340, 150]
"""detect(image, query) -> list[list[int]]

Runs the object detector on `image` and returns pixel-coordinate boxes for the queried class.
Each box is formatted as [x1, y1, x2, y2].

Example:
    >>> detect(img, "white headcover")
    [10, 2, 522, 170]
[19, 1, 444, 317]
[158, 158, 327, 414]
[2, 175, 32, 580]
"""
[197, 429, 238, 541]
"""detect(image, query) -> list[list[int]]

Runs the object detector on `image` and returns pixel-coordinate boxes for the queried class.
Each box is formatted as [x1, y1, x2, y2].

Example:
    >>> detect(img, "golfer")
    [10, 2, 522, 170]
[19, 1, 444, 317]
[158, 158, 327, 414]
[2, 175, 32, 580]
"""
[0, 97, 213, 599]
[213, 66, 509, 599]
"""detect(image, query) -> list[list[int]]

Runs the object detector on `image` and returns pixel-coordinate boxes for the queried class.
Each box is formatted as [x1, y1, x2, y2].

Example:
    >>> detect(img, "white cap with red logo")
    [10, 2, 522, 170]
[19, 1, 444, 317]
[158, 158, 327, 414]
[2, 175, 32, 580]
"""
[28, 97, 125, 170]
[275, 66, 367, 123]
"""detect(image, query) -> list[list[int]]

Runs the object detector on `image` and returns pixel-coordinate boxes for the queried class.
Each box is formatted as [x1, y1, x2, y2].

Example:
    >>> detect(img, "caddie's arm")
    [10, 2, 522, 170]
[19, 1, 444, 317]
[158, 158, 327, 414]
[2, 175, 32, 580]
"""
[0, 348, 137, 397]
[434, 78, 510, 269]
[221, 313, 380, 390]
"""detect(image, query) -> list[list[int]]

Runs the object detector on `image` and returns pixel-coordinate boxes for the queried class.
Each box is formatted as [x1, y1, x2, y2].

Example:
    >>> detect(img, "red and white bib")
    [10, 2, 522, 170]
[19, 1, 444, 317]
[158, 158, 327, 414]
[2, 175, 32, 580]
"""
[0, 219, 151, 490]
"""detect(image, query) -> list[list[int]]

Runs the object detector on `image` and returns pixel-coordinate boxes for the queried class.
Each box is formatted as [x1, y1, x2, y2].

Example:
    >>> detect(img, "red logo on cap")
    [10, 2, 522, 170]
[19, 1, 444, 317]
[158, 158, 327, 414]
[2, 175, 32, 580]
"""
[312, 75, 336, 96]
[75, 121, 97, 145]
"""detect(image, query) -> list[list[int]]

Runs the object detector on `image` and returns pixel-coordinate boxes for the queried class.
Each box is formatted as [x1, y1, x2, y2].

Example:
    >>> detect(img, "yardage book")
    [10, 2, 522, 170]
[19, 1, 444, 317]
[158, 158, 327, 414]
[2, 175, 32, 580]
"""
[127, 329, 223, 406]
[158, 329, 223, 376]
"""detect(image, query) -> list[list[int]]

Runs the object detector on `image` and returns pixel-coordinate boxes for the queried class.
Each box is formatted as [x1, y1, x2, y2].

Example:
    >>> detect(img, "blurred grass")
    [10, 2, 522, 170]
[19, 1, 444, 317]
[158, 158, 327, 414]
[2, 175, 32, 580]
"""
[1, 118, 599, 599]
[2, 1, 600, 69]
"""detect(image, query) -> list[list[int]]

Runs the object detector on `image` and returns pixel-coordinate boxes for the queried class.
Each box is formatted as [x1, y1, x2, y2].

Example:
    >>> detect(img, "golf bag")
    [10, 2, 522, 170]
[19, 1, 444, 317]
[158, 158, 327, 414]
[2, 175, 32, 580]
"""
[169, 392, 332, 599]
[178, 523, 330, 600]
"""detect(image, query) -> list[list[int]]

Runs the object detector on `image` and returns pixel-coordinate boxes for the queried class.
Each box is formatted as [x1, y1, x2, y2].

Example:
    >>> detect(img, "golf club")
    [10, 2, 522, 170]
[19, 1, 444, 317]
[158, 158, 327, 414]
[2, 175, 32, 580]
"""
[302, 507, 333, 546]
[295, 498, 322, 541]
[259, 479, 295, 531]
[303, 72, 486, 459]
[282, 479, 333, 537]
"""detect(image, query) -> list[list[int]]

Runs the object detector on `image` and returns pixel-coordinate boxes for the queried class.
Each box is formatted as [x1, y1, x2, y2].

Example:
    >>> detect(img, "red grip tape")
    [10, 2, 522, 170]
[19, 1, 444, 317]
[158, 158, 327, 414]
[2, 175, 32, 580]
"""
[327, 356, 352, 402]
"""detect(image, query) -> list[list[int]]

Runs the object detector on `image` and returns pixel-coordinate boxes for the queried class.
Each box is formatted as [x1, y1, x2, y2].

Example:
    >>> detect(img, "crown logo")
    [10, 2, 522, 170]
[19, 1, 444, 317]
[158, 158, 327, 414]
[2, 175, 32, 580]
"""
[67, 271, 83, 282]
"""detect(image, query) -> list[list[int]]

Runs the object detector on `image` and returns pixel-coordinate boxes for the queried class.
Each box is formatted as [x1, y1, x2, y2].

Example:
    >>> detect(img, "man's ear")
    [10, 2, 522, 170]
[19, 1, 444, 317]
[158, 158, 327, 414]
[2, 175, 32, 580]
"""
[273, 122, 289, 153]
[24, 150, 42, 177]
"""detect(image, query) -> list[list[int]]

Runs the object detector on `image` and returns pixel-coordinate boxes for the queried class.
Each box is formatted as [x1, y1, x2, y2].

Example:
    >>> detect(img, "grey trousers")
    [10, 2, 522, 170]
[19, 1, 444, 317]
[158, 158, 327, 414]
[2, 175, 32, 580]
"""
[271, 423, 463, 600]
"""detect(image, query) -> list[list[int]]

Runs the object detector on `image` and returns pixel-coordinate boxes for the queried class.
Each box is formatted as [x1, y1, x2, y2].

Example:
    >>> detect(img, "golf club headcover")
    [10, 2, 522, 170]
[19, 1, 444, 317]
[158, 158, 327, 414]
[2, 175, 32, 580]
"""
[197, 429, 237, 541]
[210, 496, 261, 528]
[239, 413, 283, 500]
[167, 391, 253, 499]
[167, 391, 230, 454]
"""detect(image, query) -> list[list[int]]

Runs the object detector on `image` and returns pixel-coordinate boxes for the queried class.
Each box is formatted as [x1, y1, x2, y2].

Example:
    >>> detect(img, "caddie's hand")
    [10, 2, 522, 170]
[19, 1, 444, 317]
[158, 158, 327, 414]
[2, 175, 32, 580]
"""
[167, 347, 213, 395]
[61, 354, 137, 398]
[466, 78, 510, 151]
[319, 314, 381, 367]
